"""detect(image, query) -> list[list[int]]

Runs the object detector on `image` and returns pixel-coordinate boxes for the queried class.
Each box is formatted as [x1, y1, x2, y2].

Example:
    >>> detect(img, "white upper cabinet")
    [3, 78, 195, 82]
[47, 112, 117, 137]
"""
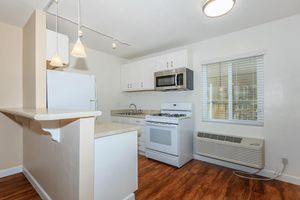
[140, 58, 156, 90]
[121, 63, 135, 91]
[121, 58, 156, 92]
[121, 49, 189, 92]
[156, 50, 188, 71]
[46, 29, 69, 65]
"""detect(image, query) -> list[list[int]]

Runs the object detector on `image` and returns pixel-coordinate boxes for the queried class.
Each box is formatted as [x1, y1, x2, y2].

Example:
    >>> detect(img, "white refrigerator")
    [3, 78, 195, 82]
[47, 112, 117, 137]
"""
[47, 70, 97, 111]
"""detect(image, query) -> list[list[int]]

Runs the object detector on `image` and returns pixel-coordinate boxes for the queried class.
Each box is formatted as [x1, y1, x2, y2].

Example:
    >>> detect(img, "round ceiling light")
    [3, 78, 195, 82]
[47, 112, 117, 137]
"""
[203, 0, 236, 18]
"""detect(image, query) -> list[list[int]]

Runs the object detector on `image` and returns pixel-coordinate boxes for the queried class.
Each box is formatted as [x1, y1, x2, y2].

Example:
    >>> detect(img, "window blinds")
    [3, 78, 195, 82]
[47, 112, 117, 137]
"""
[202, 55, 264, 126]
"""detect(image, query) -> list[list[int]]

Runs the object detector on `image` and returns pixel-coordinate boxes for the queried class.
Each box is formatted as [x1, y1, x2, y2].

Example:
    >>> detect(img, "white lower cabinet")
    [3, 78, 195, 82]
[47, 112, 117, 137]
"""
[94, 131, 138, 200]
[111, 116, 146, 155]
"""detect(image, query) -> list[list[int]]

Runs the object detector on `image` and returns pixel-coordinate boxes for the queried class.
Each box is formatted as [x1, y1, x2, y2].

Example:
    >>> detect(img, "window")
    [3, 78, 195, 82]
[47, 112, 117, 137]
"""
[202, 55, 264, 125]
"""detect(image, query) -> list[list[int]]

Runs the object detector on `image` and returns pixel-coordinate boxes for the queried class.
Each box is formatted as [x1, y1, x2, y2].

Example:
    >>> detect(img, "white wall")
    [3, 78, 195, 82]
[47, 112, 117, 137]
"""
[65, 46, 126, 121]
[119, 14, 300, 184]
[0, 22, 23, 171]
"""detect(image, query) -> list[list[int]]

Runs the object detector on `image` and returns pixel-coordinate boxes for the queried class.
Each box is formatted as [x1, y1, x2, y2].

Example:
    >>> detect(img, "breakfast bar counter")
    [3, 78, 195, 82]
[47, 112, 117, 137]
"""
[95, 122, 141, 138]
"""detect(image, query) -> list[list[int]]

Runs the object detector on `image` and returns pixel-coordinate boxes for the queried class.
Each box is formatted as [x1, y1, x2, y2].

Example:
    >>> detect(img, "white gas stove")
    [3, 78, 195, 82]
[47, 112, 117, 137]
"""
[145, 103, 194, 168]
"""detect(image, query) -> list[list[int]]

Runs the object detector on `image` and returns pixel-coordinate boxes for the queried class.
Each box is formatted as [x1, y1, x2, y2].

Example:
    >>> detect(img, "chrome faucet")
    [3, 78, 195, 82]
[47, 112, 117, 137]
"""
[129, 103, 137, 113]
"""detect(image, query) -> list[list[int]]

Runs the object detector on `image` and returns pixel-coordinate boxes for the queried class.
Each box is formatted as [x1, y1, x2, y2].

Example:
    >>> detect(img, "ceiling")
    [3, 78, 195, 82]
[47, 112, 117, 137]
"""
[1, 0, 300, 59]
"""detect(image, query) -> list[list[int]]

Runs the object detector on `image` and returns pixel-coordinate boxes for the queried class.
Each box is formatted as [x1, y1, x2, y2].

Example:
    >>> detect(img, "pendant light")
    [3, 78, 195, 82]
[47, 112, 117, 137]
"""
[71, 0, 87, 58]
[203, 0, 236, 18]
[50, 0, 63, 67]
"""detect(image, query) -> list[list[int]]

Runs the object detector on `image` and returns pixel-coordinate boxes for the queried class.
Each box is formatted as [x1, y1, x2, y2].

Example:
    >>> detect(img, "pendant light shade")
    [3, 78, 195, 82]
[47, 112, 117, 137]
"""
[203, 0, 235, 18]
[71, 0, 87, 58]
[71, 38, 87, 57]
[50, 0, 64, 67]
[50, 53, 63, 67]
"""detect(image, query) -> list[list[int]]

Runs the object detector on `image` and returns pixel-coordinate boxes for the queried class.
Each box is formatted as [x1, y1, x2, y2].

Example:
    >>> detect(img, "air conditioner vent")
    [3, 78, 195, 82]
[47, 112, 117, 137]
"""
[196, 132, 264, 169]
[197, 132, 242, 143]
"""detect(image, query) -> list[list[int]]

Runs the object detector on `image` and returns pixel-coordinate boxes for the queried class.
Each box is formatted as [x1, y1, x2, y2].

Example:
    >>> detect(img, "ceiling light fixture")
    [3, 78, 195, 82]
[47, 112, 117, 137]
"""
[49, 0, 63, 67]
[71, 0, 87, 58]
[203, 0, 236, 18]
[112, 39, 117, 50]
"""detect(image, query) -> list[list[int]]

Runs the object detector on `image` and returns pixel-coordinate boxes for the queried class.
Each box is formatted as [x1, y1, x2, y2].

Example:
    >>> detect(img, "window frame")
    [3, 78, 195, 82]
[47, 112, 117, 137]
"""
[202, 54, 264, 126]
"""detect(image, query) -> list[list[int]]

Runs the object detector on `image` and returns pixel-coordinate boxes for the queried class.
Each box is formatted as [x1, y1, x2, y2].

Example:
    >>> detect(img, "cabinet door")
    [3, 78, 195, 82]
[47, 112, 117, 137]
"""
[169, 50, 188, 69]
[121, 64, 133, 91]
[141, 58, 156, 90]
[156, 55, 170, 71]
[46, 29, 69, 64]
[132, 61, 144, 90]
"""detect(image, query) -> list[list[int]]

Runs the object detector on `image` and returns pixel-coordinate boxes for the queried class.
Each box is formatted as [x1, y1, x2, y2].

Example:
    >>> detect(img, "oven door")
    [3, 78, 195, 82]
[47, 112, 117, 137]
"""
[145, 121, 178, 156]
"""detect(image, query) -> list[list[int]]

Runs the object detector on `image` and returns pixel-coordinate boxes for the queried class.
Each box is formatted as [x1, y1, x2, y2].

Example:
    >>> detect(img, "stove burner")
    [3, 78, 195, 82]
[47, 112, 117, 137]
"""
[152, 113, 187, 118]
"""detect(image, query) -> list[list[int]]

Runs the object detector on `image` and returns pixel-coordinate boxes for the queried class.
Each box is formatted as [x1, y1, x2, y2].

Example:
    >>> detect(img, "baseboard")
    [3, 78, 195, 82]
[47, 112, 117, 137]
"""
[258, 169, 300, 186]
[23, 167, 52, 200]
[193, 154, 300, 186]
[0, 165, 23, 178]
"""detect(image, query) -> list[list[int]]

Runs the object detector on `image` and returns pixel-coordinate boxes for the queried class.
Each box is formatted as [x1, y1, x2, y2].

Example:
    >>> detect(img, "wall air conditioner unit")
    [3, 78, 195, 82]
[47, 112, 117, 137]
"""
[195, 132, 264, 169]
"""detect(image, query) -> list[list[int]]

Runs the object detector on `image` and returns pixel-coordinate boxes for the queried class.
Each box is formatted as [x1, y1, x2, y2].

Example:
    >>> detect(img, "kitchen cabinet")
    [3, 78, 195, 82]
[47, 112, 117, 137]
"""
[121, 63, 135, 91]
[121, 58, 156, 92]
[111, 116, 146, 155]
[121, 49, 189, 92]
[156, 50, 188, 71]
[94, 130, 137, 200]
[46, 29, 69, 65]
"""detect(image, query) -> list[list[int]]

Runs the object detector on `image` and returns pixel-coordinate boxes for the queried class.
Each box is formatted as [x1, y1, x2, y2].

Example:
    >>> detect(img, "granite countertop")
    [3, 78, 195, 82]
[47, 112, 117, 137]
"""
[111, 109, 160, 119]
[0, 107, 102, 121]
[95, 122, 141, 139]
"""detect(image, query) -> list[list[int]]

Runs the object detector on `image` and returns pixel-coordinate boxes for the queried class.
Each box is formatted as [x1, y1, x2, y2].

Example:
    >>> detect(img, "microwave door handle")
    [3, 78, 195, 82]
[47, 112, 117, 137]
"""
[175, 74, 178, 86]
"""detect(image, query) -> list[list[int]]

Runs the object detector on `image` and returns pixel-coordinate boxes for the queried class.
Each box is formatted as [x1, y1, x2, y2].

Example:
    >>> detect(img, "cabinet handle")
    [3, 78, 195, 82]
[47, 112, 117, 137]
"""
[171, 61, 173, 68]
[141, 82, 143, 88]
[167, 62, 169, 68]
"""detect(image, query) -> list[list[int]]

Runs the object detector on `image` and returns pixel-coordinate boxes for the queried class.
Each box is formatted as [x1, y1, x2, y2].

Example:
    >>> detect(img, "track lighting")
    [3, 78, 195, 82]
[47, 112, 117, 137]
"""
[112, 39, 117, 49]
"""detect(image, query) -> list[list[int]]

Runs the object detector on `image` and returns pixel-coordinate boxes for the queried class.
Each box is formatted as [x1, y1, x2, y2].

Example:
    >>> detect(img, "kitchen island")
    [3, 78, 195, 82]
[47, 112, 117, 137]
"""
[0, 108, 139, 200]
[0, 107, 101, 200]
[94, 122, 140, 200]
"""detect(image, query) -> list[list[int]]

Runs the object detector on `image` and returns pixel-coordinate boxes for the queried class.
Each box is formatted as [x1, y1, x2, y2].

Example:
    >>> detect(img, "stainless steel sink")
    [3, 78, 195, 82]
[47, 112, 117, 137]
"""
[116, 112, 145, 116]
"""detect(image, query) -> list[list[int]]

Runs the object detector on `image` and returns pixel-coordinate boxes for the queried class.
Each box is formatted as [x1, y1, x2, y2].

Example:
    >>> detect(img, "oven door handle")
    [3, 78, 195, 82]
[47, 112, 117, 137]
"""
[146, 121, 178, 127]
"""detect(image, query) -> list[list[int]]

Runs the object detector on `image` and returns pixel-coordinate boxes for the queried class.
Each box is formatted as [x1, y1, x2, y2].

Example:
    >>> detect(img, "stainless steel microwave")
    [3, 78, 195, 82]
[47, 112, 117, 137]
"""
[154, 68, 194, 91]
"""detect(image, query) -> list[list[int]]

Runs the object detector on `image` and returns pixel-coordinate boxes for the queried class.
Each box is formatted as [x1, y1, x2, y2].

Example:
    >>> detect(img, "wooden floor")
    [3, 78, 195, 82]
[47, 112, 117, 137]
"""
[1, 156, 300, 200]
[136, 156, 300, 200]
[0, 173, 41, 200]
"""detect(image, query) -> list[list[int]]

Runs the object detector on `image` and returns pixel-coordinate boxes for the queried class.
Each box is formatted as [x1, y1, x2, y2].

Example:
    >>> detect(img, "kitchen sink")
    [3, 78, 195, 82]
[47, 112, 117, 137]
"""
[116, 112, 145, 116]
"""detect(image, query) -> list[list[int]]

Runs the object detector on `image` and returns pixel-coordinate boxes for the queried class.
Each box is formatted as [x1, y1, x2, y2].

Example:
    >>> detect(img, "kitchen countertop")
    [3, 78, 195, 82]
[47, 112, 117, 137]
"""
[0, 107, 102, 121]
[111, 109, 160, 119]
[95, 122, 141, 138]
